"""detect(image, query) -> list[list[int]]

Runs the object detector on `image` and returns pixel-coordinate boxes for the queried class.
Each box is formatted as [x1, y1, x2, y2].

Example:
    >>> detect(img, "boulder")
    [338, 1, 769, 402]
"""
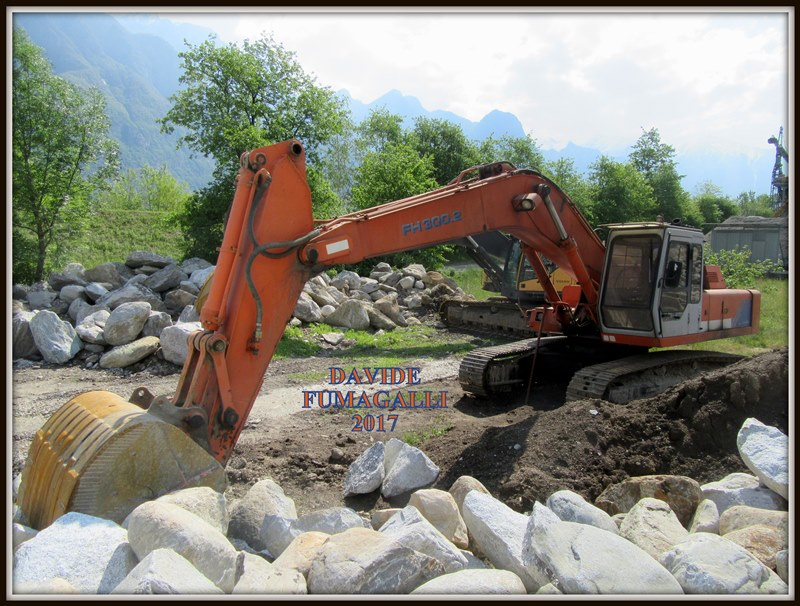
[12, 523, 38, 550]
[179, 280, 200, 295]
[371, 509, 402, 530]
[382, 439, 440, 498]
[403, 293, 423, 309]
[103, 301, 152, 346]
[373, 294, 408, 326]
[99, 336, 160, 369]
[111, 548, 223, 594]
[160, 322, 202, 366]
[461, 490, 540, 592]
[96, 282, 165, 312]
[401, 263, 427, 280]
[29, 310, 83, 364]
[329, 270, 361, 291]
[411, 569, 527, 594]
[722, 524, 785, 570]
[142, 311, 173, 338]
[75, 309, 111, 345]
[448, 475, 491, 515]
[178, 305, 200, 323]
[700, 473, 787, 515]
[84, 282, 110, 302]
[594, 474, 704, 527]
[233, 551, 307, 594]
[180, 257, 212, 276]
[293, 292, 322, 324]
[775, 550, 788, 583]
[12, 311, 40, 359]
[163, 288, 196, 312]
[396, 275, 416, 290]
[305, 282, 340, 308]
[13, 512, 137, 594]
[618, 497, 689, 559]
[271, 531, 330, 578]
[48, 263, 87, 290]
[321, 330, 343, 344]
[143, 263, 183, 293]
[357, 277, 381, 294]
[324, 299, 371, 331]
[343, 442, 385, 496]
[227, 478, 297, 553]
[659, 533, 787, 594]
[306, 527, 444, 594]
[546, 489, 619, 534]
[688, 499, 720, 534]
[155, 486, 229, 535]
[718, 505, 788, 538]
[189, 266, 215, 289]
[523, 502, 683, 594]
[379, 505, 468, 573]
[126, 501, 238, 593]
[408, 488, 469, 549]
[736, 418, 788, 499]
[84, 263, 124, 287]
[261, 507, 368, 558]
[366, 305, 397, 330]
[126, 251, 175, 269]
[59, 284, 86, 304]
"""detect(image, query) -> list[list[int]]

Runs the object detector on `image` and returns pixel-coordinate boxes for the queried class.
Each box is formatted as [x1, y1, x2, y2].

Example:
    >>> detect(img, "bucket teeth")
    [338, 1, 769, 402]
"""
[17, 391, 227, 530]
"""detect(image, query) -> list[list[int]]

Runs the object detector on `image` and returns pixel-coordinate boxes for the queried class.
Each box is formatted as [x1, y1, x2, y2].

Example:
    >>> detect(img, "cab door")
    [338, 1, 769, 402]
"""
[658, 234, 703, 338]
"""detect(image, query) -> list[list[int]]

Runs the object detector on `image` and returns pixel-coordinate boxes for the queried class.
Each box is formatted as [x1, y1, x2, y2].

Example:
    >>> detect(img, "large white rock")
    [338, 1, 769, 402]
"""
[461, 490, 541, 592]
[343, 442, 385, 496]
[160, 321, 202, 366]
[411, 569, 527, 594]
[619, 497, 690, 559]
[371, 508, 402, 530]
[99, 336, 160, 369]
[103, 301, 152, 346]
[75, 309, 110, 345]
[111, 548, 223, 594]
[379, 506, 468, 573]
[718, 504, 789, 538]
[261, 506, 367, 558]
[12, 311, 40, 359]
[125, 501, 238, 593]
[155, 486, 229, 535]
[546, 489, 619, 534]
[293, 292, 322, 323]
[142, 311, 173, 338]
[13, 512, 137, 594]
[523, 502, 683, 594]
[306, 527, 444, 594]
[12, 523, 38, 550]
[233, 552, 307, 594]
[324, 298, 371, 330]
[688, 499, 720, 534]
[271, 531, 330, 578]
[329, 270, 361, 291]
[775, 550, 788, 584]
[448, 475, 491, 515]
[659, 533, 787, 594]
[723, 524, 786, 570]
[381, 439, 440, 498]
[701, 473, 787, 515]
[227, 478, 297, 553]
[189, 265, 215, 289]
[736, 418, 788, 499]
[96, 282, 165, 311]
[408, 488, 469, 549]
[29, 310, 83, 364]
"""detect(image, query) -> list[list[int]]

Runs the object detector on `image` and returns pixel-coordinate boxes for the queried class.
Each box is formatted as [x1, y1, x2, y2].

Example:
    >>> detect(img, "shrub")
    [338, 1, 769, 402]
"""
[704, 244, 781, 289]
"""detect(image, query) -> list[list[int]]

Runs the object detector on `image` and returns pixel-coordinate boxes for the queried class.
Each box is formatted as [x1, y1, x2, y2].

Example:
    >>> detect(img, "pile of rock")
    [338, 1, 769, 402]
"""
[11, 417, 788, 595]
[11, 254, 468, 370]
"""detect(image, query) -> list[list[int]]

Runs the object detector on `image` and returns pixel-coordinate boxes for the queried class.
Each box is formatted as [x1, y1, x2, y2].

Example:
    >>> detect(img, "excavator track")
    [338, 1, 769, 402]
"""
[566, 350, 743, 403]
[459, 336, 567, 397]
[441, 298, 535, 338]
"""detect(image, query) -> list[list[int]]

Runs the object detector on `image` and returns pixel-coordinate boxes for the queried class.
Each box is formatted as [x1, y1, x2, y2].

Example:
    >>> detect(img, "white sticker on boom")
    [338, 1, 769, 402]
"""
[325, 240, 350, 255]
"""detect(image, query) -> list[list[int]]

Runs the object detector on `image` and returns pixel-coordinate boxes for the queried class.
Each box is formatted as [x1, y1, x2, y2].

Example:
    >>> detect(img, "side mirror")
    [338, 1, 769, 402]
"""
[665, 260, 683, 288]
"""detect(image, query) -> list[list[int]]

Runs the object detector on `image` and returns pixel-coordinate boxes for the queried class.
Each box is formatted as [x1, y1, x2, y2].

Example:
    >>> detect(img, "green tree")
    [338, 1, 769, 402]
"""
[736, 191, 774, 217]
[629, 127, 676, 180]
[477, 134, 544, 170]
[542, 157, 594, 222]
[411, 117, 479, 185]
[694, 182, 738, 230]
[160, 34, 348, 259]
[12, 28, 119, 282]
[587, 156, 656, 225]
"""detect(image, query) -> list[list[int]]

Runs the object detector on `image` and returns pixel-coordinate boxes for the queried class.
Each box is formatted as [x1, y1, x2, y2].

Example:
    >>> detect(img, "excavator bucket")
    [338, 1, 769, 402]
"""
[17, 390, 227, 530]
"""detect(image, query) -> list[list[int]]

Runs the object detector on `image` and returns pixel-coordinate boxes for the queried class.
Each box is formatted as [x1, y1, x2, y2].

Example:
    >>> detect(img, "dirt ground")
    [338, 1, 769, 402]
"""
[10, 330, 790, 518]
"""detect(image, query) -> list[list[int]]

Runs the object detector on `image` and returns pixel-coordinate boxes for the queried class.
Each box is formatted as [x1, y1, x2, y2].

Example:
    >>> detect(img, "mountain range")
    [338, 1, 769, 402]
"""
[13, 12, 776, 196]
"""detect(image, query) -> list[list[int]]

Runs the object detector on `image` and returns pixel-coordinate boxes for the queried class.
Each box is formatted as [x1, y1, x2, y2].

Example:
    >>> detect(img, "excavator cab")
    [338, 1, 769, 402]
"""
[598, 223, 759, 347]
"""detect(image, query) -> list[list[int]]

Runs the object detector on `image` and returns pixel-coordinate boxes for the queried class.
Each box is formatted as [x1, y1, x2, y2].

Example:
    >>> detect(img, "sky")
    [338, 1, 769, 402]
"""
[151, 8, 791, 159]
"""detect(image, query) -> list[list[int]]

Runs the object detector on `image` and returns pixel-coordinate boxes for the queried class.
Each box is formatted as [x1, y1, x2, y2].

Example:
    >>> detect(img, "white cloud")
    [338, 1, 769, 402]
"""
[159, 9, 789, 158]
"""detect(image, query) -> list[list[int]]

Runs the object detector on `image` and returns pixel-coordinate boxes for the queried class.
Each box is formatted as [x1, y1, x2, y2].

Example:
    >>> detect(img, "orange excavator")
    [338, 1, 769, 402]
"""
[17, 140, 761, 530]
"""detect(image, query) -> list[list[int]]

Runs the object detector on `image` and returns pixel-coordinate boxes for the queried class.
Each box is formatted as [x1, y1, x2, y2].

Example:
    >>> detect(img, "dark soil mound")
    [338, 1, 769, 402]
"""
[428, 348, 789, 512]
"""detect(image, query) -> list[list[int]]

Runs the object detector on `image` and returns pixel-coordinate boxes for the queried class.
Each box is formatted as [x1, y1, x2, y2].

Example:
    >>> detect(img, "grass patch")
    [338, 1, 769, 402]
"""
[287, 369, 329, 383]
[402, 416, 454, 447]
[445, 267, 495, 300]
[274, 325, 321, 359]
